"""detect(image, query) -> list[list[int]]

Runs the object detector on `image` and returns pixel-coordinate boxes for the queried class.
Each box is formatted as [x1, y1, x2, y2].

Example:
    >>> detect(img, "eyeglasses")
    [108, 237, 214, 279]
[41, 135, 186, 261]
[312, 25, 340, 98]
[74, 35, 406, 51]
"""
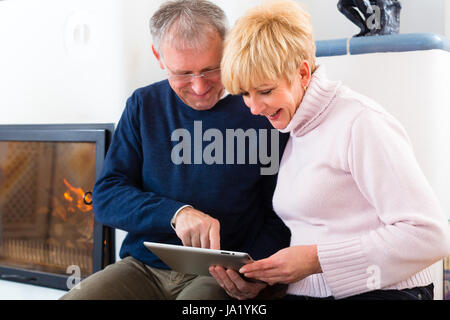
[165, 66, 221, 85]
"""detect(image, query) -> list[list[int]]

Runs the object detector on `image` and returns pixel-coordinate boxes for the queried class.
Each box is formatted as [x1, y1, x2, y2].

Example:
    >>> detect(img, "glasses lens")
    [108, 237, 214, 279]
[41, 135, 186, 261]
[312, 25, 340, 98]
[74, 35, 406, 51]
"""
[170, 74, 192, 85]
[203, 68, 221, 80]
[168, 68, 221, 85]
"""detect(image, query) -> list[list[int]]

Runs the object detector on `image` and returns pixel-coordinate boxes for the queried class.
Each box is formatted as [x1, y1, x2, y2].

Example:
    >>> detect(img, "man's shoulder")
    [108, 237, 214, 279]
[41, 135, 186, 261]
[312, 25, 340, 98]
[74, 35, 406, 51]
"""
[220, 93, 246, 109]
[132, 79, 171, 99]
[124, 79, 174, 116]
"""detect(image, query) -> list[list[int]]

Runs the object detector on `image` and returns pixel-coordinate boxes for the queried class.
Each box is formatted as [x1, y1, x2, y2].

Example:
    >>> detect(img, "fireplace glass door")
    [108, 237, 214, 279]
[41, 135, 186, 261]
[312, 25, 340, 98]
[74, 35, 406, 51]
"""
[0, 140, 97, 277]
[0, 125, 114, 290]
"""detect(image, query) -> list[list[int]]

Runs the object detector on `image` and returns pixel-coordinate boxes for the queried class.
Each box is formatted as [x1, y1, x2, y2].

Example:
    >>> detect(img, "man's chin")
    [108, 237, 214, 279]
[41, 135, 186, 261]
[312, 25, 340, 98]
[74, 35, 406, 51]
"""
[190, 103, 216, 111]
[177, 86, 225, 111]
[185, 96, 219, 111]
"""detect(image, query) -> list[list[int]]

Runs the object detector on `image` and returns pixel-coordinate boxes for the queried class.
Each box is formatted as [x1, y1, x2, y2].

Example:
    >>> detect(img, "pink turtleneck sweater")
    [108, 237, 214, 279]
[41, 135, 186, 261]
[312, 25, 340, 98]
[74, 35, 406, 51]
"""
[273, 66, 450, 299]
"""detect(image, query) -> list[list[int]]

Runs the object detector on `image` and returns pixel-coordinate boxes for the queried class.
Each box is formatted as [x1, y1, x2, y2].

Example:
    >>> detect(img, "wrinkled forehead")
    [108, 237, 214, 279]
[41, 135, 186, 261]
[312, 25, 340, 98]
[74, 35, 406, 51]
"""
[163, 20, 220, 50]
[160, 31, 224, 73]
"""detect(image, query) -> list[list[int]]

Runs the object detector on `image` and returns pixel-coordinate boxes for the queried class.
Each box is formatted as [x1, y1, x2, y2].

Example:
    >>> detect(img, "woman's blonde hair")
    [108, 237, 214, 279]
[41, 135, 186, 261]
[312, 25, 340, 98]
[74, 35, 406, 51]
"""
[221, 0, 316, 95]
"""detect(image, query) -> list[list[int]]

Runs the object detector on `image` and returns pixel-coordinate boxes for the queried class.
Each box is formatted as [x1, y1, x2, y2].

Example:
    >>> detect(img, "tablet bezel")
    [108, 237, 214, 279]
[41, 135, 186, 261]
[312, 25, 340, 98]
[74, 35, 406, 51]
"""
[143, 241, 254, 277]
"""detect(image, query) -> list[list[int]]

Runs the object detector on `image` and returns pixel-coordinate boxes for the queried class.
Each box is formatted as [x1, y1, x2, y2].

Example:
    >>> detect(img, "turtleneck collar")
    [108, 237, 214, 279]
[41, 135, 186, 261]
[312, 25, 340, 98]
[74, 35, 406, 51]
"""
[279, 65, 341, 137]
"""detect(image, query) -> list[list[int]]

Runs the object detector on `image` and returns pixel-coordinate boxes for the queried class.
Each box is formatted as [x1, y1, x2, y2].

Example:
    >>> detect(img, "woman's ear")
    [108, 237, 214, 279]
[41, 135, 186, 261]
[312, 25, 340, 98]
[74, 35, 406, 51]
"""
[152, 45, 165, 70]
[298, 60, 312, 89]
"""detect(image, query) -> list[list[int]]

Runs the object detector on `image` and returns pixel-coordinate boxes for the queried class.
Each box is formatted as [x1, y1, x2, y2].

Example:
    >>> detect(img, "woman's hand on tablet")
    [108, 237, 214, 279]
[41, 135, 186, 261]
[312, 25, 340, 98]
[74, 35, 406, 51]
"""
[238, 245, 322, 285]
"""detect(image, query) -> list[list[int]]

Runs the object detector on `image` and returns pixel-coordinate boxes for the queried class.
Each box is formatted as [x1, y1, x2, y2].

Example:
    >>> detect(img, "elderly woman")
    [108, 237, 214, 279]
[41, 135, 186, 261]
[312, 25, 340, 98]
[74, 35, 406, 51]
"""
[212, 0, 450, 300]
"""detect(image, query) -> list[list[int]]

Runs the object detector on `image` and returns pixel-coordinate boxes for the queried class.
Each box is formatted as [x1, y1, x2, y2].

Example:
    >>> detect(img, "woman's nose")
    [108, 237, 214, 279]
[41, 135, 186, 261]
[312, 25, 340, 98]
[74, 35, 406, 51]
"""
[246, 96, 265, 115]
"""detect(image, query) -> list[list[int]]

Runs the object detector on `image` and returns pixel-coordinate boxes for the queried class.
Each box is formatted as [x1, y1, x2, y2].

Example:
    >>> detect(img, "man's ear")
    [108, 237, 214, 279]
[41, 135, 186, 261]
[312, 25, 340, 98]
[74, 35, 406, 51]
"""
[152, 44, 165, 70]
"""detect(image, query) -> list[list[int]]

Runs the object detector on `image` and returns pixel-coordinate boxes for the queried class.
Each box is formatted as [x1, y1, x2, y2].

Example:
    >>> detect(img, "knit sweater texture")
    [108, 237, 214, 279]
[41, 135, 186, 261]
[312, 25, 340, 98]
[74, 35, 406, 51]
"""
[274, 66, 450, 299]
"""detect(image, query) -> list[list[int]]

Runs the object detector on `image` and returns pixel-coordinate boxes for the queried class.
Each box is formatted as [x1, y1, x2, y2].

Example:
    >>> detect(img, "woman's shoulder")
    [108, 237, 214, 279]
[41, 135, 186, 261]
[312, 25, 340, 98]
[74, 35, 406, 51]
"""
[332, 85, 398, 125]
[334, 87, 410, 143]
[313, 84, 409, 148]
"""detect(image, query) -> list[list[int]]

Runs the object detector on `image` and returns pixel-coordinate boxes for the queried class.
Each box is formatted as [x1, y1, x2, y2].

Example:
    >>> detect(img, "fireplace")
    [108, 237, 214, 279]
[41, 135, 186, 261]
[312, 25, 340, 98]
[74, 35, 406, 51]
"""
[0, 124, 115, 290]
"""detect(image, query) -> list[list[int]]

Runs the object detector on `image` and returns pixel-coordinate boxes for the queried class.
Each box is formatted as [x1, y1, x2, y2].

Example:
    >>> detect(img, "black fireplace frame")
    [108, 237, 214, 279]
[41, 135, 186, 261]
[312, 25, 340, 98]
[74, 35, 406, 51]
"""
[0, 123, 116, 291]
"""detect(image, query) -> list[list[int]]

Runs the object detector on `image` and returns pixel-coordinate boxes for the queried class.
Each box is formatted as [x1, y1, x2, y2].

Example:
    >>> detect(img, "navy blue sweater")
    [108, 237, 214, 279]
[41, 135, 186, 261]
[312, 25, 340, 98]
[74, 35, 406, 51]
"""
[93, 80, 291, 269]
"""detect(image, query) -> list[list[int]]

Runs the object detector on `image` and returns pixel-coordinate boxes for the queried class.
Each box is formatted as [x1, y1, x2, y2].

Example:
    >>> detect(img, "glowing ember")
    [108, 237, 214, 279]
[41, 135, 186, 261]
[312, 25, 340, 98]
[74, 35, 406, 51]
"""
[63, 178, 91, 213]
[64, 192, 74, 202]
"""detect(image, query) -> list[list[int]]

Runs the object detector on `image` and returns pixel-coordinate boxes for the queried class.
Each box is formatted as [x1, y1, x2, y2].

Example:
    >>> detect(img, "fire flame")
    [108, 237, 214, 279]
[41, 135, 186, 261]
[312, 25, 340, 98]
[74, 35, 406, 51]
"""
[63, 178, 91, 213]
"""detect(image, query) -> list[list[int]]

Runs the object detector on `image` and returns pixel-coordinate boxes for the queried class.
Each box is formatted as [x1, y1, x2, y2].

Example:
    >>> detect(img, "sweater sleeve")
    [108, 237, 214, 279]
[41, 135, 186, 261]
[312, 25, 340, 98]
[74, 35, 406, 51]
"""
[317, 109, 450, 299]
[92, 93, 188, 235]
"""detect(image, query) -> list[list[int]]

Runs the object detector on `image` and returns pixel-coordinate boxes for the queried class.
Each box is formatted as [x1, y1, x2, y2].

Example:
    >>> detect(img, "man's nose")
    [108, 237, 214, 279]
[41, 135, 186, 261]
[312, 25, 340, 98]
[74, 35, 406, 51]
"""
[191, 76, 210, 95]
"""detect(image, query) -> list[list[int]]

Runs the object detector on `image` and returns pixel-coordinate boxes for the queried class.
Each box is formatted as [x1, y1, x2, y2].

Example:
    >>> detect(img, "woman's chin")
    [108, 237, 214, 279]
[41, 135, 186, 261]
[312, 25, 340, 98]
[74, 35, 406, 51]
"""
[268, 119, 288, 131]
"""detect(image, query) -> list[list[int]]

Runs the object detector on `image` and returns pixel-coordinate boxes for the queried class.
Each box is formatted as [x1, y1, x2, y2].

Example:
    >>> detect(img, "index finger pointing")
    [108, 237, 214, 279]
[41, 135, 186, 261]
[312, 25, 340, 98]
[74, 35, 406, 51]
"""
[209, 219, 220, 250]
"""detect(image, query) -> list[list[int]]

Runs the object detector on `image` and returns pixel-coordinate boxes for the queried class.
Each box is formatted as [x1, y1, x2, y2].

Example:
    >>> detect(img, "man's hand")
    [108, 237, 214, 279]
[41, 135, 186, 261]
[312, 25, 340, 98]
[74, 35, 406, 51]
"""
[173, 206, 221, 249]
[209, 266, 267, 300]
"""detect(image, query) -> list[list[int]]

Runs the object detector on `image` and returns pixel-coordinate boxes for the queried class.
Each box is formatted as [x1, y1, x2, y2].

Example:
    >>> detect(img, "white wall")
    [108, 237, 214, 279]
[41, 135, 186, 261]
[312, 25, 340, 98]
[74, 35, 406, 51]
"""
[0, 0, 167, 126]
[446, 0, 450, 38]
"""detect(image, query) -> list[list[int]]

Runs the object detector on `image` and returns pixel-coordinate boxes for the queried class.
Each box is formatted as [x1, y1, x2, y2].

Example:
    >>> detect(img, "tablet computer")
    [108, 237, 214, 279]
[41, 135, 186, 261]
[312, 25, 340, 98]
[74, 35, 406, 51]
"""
[143, 241, 253, 277]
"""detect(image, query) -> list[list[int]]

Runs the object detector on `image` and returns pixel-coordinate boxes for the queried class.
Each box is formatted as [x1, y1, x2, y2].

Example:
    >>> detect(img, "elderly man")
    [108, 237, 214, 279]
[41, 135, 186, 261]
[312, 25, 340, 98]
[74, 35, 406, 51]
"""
[60, 0, 290, 300]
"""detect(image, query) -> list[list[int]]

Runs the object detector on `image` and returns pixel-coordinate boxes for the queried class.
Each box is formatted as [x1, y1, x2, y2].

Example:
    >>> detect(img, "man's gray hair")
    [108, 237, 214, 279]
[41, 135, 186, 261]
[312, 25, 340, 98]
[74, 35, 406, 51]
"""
[150, 0, 229, 55]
